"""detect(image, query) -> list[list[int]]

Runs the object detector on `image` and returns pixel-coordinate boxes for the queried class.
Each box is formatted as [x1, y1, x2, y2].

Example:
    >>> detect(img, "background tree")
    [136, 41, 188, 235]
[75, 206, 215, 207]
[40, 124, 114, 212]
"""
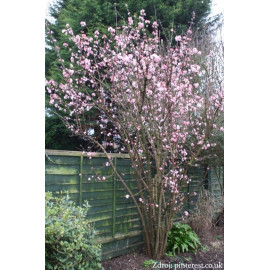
[45, 112, 90, 150]
[46, 0, 217, 150]
[46, 12, 224, 258]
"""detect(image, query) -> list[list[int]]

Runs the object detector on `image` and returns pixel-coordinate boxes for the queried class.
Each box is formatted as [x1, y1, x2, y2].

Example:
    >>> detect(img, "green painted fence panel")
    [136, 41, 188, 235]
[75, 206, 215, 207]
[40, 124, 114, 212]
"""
[45, 149, 143, 259]
[45, 149, 223, 260]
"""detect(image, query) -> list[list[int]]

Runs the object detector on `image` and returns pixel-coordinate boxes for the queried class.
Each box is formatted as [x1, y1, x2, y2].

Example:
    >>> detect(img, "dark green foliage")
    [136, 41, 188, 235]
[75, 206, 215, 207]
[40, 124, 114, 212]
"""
[45, 114, 89, 150]
[47, 0, 212, 40]
[166, 223, 201, 255]
[45, 192, 102, 270]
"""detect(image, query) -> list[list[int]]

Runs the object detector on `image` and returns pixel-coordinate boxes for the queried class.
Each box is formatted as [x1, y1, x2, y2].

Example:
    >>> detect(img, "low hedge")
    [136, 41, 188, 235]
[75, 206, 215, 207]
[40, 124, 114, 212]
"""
[45, 192, 102, 270]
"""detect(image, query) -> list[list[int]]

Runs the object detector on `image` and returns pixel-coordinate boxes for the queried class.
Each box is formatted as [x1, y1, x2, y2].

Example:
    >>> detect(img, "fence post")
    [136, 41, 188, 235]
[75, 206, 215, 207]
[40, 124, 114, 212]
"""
[187, 180, 190, 211]
[112, 157, 117, 238]
[79, 154, 83, 206]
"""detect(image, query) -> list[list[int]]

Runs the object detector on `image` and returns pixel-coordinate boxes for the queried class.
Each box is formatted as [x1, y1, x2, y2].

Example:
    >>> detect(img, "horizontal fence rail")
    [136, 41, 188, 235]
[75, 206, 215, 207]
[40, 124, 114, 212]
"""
[45, 149, 223, 259]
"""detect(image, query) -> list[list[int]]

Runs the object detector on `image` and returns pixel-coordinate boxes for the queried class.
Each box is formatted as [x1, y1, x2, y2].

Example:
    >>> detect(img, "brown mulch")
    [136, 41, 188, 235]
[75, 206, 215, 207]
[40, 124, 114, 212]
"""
[102, 225, 224, 270]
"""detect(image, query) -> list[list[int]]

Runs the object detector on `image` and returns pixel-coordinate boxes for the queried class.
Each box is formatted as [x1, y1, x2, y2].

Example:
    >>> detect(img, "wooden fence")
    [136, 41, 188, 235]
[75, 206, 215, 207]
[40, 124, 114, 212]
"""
[45, 149, 223, 259]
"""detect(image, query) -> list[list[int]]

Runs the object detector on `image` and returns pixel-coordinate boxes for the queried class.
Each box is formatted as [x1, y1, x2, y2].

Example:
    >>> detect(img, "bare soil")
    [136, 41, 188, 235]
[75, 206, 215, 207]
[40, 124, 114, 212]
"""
[102, 224, 224, 270]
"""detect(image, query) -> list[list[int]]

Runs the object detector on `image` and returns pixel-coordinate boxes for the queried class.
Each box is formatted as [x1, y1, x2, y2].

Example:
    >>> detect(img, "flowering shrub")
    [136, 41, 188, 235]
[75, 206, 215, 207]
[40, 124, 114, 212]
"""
[45, 192, 101, 270]
[46, 10, 223, 259]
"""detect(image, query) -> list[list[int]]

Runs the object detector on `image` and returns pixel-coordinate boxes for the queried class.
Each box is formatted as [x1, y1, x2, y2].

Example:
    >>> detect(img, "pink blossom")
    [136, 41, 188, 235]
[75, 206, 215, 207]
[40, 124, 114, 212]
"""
[108, 26, 115, 33]
[128, 17, 133, 25]
[175, 36, 181, 42]
[140, 9, 146, 16]
[125, 195, 130, 199]
[80, 21, 86, 27]
[138, 22, 144, 29]
[184, 211, 189, 216]
[150, 54, 161, 62]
